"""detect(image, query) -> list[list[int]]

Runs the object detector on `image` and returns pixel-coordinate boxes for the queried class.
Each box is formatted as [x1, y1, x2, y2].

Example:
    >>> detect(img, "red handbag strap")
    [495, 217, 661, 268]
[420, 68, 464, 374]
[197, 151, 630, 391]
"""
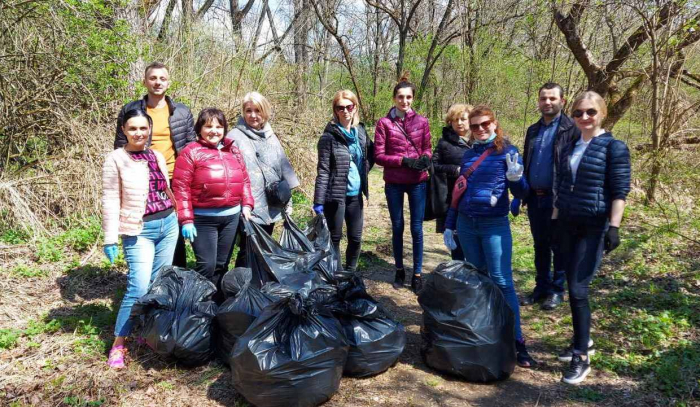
[463, 147, 494, 178]
[450, 147, 495, 209]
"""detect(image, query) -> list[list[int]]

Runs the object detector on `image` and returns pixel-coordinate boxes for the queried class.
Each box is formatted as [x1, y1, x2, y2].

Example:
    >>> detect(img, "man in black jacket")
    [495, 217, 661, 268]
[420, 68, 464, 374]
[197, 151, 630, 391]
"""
[520, 83, 580, 310]
[114, 62, 196, 267]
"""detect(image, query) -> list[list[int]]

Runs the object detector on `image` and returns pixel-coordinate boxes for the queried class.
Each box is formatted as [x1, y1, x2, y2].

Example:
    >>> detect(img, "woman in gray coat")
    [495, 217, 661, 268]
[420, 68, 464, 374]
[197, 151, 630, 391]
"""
[227, 91, 300, 267]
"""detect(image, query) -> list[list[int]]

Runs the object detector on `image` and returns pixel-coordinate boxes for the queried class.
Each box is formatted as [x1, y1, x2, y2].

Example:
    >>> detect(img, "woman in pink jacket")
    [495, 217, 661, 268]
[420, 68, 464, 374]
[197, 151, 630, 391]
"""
[374, 75, 432, 294]
[101, 108, 179, 369]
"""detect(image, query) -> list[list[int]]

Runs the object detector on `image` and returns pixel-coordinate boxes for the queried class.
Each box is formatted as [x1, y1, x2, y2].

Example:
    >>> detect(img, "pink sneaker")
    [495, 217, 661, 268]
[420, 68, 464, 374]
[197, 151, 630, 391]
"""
[107, 345, 127, 369]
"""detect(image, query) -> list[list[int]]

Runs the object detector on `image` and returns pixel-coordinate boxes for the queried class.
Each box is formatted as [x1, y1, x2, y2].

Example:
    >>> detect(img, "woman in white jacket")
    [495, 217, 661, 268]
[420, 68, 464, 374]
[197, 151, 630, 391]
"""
[102, 108, 179, 369]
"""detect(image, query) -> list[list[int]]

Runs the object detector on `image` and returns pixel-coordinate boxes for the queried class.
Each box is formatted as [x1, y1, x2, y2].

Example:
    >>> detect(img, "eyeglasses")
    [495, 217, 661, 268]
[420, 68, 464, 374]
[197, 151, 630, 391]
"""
[572, 109, 598, 118]
[469, 120, 492, 131]
[334, 104, 355, 113]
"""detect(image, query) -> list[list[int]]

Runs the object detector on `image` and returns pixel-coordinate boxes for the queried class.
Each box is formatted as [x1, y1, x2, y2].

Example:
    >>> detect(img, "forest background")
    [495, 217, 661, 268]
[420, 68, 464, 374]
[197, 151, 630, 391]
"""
[0, 0, 699, 406]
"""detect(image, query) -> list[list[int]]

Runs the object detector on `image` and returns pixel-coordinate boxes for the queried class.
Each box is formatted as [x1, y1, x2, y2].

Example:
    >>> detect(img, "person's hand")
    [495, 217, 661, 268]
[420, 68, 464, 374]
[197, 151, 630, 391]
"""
[443, 229, 457, 251]
[103, 244, 118, 264]
[402, 157, 418, 168]
[605, 226, 620, 253]
[510, 198, 521, 217]
[490, 195, 498, 207]
[417, 154, 431, 171]
[313, 204, 324, 215]
[242, 206, 252, 221]
[182, 223, 197, 242]
[505, 152, 524, 182]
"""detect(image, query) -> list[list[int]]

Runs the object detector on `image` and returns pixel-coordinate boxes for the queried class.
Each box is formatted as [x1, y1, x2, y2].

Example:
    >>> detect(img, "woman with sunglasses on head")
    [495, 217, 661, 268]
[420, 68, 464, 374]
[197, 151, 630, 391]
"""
[102, 108, 179, 369]
[172, 108, 253, 304]
[374, 74, 432, 294]
[313, 90, 373, 273]
[553, 91, 630, 384]
[226, 92, 300, 267]
[442, 105, 537, 368]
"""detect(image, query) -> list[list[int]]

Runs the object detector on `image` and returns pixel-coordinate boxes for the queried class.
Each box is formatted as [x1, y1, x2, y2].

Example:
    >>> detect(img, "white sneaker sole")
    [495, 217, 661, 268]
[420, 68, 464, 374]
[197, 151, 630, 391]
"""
[558, 349, 595, 362]
[561, 366, 591, 385]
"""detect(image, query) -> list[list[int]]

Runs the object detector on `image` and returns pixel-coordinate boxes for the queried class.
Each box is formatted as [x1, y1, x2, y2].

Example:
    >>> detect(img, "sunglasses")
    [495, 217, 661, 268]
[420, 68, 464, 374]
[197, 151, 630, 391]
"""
[334, 104, 355, 113]
[572, 109, 598, 118]
[469, 120, 492, 131]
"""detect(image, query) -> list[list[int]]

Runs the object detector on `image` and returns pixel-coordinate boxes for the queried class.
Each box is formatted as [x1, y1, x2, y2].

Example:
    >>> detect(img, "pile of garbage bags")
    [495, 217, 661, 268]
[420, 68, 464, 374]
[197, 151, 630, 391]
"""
[130, 214, 406, 407]
[418, 260, 517, 382]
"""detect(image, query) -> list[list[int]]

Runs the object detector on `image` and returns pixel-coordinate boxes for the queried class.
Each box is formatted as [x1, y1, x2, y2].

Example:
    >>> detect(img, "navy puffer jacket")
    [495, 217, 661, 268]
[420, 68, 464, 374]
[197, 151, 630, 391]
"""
[556, 132, 631, 218]
[445, 141, 529, 229]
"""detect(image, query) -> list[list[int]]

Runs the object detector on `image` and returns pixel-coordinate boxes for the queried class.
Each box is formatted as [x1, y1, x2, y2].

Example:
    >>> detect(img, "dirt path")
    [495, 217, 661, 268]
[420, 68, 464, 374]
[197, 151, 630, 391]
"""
[0, 169, 654, 407]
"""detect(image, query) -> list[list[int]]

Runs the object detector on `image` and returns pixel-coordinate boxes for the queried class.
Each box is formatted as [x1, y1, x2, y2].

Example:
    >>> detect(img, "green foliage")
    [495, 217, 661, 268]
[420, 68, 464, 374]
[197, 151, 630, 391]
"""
[62, 396, 105, 407]
[568, 387, 606, 403]
[0, 329, 21, 349]
[0, 228, 30, 245]
[10, 263, 49, 278]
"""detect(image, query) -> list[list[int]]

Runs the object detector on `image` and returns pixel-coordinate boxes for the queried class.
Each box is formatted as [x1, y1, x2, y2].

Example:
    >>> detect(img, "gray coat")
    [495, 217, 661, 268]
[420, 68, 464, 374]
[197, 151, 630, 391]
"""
[227, 118, 300, 225]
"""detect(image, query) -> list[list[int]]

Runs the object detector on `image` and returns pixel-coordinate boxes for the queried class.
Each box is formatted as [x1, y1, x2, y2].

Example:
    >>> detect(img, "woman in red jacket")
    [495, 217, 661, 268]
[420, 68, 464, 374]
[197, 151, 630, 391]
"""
[172, 108, 253, 302]
[374, 75, 432, 293]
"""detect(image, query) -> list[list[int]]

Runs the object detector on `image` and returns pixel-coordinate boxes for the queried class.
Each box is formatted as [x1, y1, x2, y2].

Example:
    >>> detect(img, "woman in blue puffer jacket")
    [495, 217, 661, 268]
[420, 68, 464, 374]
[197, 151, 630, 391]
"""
[442, 105, 536, 368]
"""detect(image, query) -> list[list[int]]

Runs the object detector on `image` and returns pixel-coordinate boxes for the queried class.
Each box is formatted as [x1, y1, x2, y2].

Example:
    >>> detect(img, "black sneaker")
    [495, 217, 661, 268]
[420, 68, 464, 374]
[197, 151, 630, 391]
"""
[515, 340, 538, 368]
[558, 339, 595, 362]
[562, 354, 591, 385]
[392, 268, 406, 289]
[520, 291, 547, 306]
[541, 293, 564, 310]
[411, 274, 423, 294]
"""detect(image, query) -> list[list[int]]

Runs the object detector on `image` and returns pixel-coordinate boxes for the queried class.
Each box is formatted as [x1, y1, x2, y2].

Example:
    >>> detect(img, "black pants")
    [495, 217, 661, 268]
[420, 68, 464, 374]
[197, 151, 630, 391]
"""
[324, 195, 364, 272]
[172, 233, 188, 268]
[234, 222, 275, 268]
[558, 216, 607, 355]
[191, 213, 241, 303]
[526, 195, 566, 295]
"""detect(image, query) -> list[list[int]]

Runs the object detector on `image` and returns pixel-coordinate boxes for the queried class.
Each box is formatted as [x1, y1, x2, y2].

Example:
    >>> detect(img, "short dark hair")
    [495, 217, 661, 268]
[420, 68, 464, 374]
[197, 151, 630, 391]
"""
[144, 62, 169, 78]
[538, 82, 564, 99]
[194, 108, 228, 137]
[393, 72, 416, 97]
[122, 108, 153, 130]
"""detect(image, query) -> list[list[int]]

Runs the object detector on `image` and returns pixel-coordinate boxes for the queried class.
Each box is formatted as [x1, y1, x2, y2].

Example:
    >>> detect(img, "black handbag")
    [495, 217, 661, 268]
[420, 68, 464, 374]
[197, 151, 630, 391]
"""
[255, 151, 292, 206]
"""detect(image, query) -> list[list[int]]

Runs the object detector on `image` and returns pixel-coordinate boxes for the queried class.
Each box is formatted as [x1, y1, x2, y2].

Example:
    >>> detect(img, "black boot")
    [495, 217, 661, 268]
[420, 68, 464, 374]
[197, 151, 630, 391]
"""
[411, 274, 423, 294]
[392, 268, 405, 289]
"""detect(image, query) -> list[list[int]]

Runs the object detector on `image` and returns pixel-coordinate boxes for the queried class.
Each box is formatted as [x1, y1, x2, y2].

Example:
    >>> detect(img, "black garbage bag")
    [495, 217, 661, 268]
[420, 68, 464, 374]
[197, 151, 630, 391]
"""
[215, 268, 278, 364]
[130, 266, 218, 366]
[231, 288, 349, 407]
[280, 213, 338, 283]
[331, 274, 406, 377]
[243, 219, 329, 287]
[418, 260, 516, 382]
[220, 267, 255, 299]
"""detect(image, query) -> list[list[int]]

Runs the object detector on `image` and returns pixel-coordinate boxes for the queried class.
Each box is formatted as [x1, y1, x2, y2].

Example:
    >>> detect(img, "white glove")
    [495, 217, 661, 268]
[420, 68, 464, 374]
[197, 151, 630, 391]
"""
[242, 206, 252, 220]
[443, 229, 457, 251]
[490, 195, 498, 207]
[505, 152, 523, 182]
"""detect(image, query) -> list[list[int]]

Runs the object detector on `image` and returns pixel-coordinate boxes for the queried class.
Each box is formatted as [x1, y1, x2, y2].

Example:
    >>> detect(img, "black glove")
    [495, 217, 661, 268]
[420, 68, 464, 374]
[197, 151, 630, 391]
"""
[417, 154, 431, 170]
[402, 157, 418, 168]
[605, 226, 620, 254]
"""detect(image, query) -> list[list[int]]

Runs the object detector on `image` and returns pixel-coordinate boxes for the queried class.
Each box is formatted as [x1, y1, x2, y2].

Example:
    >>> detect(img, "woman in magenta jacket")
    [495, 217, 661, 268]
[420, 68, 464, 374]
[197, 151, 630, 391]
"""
[172, 108, 254, 303]
[374, 76, 432, 293]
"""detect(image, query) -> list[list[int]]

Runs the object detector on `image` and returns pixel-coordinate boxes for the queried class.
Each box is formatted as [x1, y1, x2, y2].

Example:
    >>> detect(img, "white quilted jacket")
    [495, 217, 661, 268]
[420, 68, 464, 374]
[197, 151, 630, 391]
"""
[102, 148, 170, 245]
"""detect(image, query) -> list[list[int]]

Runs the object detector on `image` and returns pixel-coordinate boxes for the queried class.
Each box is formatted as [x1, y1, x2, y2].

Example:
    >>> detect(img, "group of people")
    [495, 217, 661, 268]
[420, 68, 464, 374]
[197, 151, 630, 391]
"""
[101, 62, 631, 386]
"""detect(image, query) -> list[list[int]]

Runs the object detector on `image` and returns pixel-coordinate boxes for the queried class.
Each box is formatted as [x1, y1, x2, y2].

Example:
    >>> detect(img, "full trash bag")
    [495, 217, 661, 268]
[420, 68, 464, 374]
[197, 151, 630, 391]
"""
[230, 288, 348, 407]
[280, 213, 338, 283]
[418, 261, 516, 382]
[243, 219, 329, 287]
[331, 274, 406, 377]
[130, 266, 218, 366]
[215, 268, 278, 364]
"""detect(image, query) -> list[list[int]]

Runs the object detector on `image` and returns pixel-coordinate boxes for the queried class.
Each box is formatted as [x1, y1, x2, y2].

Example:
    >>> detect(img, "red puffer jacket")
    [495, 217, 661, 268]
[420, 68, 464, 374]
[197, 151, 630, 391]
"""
[374, 107, 432, 184]
[172, 137, 254, 224]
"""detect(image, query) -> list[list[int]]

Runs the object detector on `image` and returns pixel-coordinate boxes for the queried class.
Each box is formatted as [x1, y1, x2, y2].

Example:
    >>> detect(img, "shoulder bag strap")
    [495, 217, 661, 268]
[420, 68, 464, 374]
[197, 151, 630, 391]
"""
[393, 120, 421, 155]
[450, 147, 495, 209]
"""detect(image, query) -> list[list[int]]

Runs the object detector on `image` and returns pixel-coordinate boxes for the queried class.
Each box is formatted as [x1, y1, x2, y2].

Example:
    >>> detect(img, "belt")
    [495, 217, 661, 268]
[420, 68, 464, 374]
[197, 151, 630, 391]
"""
[533, 189, 552, 196]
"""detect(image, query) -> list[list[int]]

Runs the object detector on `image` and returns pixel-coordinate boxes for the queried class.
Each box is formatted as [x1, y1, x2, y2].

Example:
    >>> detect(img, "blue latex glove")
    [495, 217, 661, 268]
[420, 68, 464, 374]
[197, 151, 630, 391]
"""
[103, 244, 118, 264]
[313, 204, 324, 215]
[510, 198, 521, 217]
[182, 223, 197, 242]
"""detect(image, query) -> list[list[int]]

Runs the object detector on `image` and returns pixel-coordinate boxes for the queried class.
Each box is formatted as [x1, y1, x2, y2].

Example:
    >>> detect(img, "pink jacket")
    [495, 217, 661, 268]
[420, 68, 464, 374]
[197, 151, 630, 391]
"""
[102, 148, 171, 245]
[374, 107, 432, 184]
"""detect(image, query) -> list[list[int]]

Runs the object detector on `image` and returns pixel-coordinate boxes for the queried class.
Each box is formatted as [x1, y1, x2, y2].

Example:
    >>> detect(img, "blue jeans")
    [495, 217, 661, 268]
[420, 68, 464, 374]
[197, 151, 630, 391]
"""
[456, 214, 523, 341]
[385, 182, 426, 274]
[114, 212, 179, 337]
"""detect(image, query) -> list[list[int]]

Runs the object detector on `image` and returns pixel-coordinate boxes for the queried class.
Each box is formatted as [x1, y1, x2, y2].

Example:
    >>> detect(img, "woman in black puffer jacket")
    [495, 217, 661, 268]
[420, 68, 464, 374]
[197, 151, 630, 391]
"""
[553, 91, 631, 385]
[432, 103, 472, 260]
[313, 89, 373, 273]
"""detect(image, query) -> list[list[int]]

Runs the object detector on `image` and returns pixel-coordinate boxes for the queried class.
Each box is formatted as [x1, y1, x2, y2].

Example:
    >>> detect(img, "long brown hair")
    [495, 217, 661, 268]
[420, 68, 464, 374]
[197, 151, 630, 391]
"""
[468, 105, 507, 153]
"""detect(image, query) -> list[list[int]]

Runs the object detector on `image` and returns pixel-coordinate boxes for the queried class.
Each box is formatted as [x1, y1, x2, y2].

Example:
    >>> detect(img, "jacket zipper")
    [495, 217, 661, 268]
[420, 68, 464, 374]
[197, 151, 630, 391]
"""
[219, 149, 230, 196]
